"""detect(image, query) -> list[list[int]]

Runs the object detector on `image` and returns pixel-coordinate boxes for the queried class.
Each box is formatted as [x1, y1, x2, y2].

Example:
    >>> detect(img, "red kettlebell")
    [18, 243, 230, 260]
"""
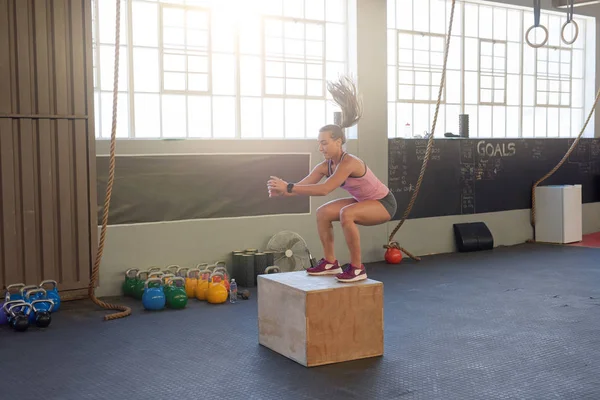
[384, 242, 403, 264]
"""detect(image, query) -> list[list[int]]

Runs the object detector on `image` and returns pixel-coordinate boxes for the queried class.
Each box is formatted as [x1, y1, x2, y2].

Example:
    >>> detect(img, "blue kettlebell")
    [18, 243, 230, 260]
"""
[6, 283, 25, 301]
[40, 280, 60, 311]
[25, 288, 48, 324]
[142, 277, 166, 311]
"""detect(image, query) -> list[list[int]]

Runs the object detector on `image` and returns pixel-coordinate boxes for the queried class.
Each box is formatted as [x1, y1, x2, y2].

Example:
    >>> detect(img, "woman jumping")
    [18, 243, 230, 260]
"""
[267, 76, 397, 283]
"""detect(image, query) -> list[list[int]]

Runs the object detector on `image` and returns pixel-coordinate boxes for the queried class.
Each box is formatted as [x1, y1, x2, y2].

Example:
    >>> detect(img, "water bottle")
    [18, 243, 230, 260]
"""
[229, 279, 238, 303]
[403, 122, 412, 139]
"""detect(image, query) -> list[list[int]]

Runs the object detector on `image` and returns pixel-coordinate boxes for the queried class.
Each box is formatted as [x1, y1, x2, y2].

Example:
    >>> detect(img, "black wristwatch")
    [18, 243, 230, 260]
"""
[287, 183, 295, 193]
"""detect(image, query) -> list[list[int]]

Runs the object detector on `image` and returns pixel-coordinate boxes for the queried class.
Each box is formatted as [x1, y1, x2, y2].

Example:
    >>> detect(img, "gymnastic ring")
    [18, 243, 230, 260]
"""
[561, 19, 579, 46]
[525, 24, 548, 48]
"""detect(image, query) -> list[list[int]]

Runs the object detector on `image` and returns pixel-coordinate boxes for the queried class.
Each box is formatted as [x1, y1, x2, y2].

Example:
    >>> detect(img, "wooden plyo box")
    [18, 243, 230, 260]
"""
[257, 271, 384, 367]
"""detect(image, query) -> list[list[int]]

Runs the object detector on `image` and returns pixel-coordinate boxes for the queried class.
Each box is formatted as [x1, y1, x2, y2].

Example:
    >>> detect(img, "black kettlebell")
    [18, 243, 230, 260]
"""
[8, 303, 30, 332]
[31, 299, 53, 328]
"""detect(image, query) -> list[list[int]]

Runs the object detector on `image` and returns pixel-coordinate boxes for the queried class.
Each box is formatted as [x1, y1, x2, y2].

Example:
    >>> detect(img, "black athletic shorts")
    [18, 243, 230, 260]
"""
[377, 191, 397, 218]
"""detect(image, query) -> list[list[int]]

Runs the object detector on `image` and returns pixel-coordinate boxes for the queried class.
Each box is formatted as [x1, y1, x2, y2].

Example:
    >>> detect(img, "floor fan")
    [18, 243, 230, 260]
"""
[265, 231, 316, 272]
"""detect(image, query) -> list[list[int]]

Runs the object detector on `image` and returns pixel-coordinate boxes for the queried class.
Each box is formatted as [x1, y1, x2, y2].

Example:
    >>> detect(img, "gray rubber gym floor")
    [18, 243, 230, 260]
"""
[1, 243, 599, 400]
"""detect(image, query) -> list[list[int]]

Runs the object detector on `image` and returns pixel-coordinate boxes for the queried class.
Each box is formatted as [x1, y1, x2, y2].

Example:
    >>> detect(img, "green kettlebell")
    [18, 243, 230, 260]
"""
[122, 268, 139, 297]
[166, 277, 188, 309]
[161, 274, 176, 297]
[133, 270, 150, 300]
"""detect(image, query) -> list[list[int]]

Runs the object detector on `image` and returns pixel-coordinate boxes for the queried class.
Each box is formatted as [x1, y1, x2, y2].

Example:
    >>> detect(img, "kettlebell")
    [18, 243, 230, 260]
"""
[39, 280, 61, 311]
[176, 266, 189, 278]
[206, 271, 228, 304]
[5, 283, 25, 301]
[19, 285, 40, 302]
[161, 274, 176, 297]
[31, 299, 54, 328]
[166, 277, 188, 309]
[164, 264, 180, 276]
[8, 302, 31, 332]
[147, 266, 162, 275]
[195, 268, 213, 301]
[133, 270, 150, 299]
[213, 262, 231, 291]
[265, 266, 281, 274]
[122, 269, 139, 297]
[25, 288, 48, 324]
[142, 277, 166, 311]
[1, 299, 23, 326]
[185, 268, 200, 298]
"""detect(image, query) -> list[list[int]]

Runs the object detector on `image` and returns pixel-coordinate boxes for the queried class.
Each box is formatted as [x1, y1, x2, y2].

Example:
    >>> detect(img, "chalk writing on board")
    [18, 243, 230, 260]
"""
[591, 140, 600, 158]
[531, 140, 545, 160]
[568, 139, 590, 164]
[415, 140, 441, 161]
[459, 140, 475, 214]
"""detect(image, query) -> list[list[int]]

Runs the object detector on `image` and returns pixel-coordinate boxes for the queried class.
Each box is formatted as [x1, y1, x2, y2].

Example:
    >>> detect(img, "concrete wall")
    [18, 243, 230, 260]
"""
[94, 0, 600, 297]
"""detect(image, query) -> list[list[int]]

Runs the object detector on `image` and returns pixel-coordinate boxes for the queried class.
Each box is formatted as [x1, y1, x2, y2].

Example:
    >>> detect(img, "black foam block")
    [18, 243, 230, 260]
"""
[453, 222, 494, 252]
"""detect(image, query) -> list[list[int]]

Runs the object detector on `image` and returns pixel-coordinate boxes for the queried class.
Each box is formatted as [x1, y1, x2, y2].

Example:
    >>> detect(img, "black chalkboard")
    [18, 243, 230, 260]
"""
[388, 138, 600, 220]
[96, 153, 311, 225]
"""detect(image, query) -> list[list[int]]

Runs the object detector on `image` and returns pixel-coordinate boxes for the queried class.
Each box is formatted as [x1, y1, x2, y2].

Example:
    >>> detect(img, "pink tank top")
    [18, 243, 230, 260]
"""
[327, 153, 390, 202]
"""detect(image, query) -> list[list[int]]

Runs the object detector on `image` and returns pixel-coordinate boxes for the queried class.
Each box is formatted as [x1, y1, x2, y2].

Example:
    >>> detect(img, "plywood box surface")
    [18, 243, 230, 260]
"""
[258, 271, 384, 367]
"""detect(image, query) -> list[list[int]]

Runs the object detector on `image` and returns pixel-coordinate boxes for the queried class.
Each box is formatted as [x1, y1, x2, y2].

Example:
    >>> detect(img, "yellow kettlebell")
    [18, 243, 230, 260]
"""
[185, 268, 200, 298]
[206, 271, 228, 304]
[195, 268, 212, 301]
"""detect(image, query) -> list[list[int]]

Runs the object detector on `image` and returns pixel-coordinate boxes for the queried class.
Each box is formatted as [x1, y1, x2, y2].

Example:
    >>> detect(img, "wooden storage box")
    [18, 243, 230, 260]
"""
[257, 271, 384, 367]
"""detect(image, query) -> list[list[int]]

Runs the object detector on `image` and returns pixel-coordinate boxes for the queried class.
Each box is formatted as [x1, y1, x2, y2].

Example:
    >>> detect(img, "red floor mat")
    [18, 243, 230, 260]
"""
[567, 231, 600, 248]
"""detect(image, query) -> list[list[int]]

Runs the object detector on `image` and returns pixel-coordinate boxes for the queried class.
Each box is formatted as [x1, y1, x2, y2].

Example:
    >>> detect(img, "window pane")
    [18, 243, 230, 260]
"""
[479, 106, 491, 137]
[446, 70, 460, 104]
[507, 10, 521, 42]
[98, 0, 127, 44]
[94, 92, 101, 137]
[133, 48, 159, 92]
[306, 99, 326, 137]
[464, 38, 478, 71]
[212, 54, 235, 95]
[506, 106, 519, 137]
[445, 105, 460, 136]
[523, 75, 535, 106]
[507, 75, 520, 106]
[396, 0, 412, 30]
[430, 103, 445, 137]
[99, 46, 128, 91]
[286, 78, 305, 96]
[162, 94, 186, 137]
[239, 18, 262, 55]
[572, 50, 583, 79]
[397, 102, 413, 136]
[465, 71, 478, 104]
[559, 108, 571, 138]
[572, 79, 583, 108]
[132, 2, 157, 47]
[163, 53, 186, 72]
[306, 0, 325, 20]
[188, 96, 211, 138]
[464, 4, 478, 38]
[284, 0, 304, 18]
[263, 98, 284, 138]
[134, 94, 160, 138]
[164, 72, 186, 91]
[465, 105, 478, 137]
[326, 23, 344, 62]
[326, 0, 345, 23]
[285, 99, 305, 138]
[507, 43, 520, 75]
[493, 106, 505, 137]
[388, 102, 396, 138]
[479, 7, 492, 40]
[189, 73, 209, 92]
[522, 107, 534, 138]
[413, 0, 429, 32]
[413, 104, 429, 138]
[240, 56, 262, 96]
[430, 0, 446, 35]
[212, 96, 235, 138]
[101, 92, 129, 138]
[240, 97, 262, 138]
[547, 108, 559, 137]
[535, 107, 547, 137]
[493, 8, 507, 41]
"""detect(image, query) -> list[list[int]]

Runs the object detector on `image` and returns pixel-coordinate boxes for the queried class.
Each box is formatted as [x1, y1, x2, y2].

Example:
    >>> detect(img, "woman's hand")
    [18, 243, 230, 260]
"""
[267, 176, 288, 196]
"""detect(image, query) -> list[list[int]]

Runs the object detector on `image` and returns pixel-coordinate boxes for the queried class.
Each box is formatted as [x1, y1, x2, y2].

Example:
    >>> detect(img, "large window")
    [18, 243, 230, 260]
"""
[91, 0, 348, 139]
[387, 0, 595, 139]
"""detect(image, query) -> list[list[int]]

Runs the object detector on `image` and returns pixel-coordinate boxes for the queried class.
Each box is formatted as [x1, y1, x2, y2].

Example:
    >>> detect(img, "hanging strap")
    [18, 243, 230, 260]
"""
[533, 0, 541, 27]
[561, 0, 579, 45]
[525, 0, 548, 48]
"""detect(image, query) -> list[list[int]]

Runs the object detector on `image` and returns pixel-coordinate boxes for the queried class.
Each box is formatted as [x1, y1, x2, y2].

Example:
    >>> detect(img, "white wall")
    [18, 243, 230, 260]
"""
[94, 0, 600, 297]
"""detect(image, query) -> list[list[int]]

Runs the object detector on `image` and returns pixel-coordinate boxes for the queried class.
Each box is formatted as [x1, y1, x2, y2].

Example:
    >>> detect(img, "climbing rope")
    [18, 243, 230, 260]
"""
[385, 0, 457, 261]
[88, 0, 131, 321]
[530, 85, 600, 240]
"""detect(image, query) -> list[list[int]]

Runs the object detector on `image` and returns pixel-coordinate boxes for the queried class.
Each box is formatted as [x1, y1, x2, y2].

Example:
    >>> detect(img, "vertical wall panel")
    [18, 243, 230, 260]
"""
[33, 0, 57, 282]
[0, 0, 96, 292]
